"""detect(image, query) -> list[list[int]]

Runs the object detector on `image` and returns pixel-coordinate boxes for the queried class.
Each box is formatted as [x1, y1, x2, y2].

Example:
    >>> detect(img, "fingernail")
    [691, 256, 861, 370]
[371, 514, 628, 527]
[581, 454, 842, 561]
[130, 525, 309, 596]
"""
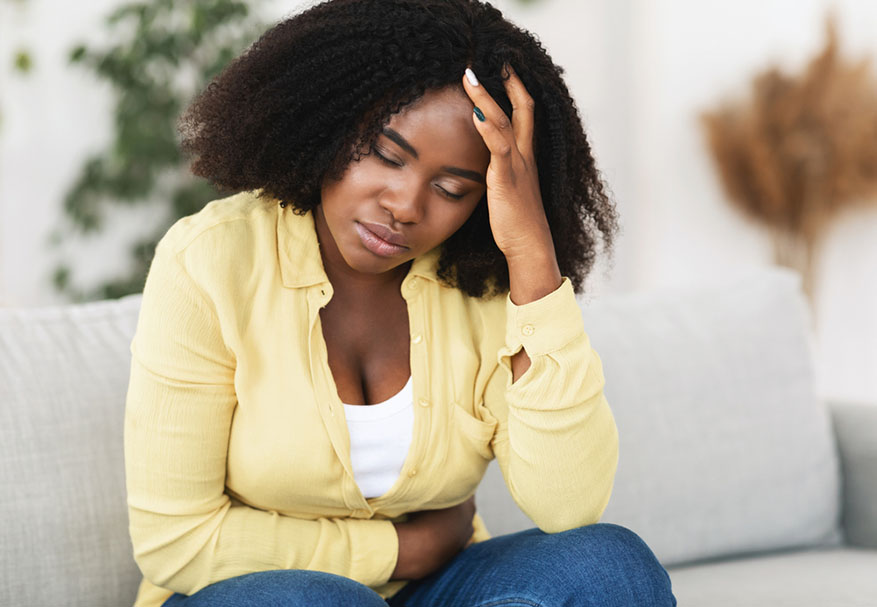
[473, 106, 485, 122]
[465, 67, 479, 87]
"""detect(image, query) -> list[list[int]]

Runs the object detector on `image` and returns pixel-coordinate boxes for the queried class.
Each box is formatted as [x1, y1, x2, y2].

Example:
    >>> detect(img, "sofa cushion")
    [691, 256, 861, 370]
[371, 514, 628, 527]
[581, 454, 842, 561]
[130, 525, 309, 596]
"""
[0, 294, 144, 606]
[667, 547, 877, 606]
[477, 266, 844, 566]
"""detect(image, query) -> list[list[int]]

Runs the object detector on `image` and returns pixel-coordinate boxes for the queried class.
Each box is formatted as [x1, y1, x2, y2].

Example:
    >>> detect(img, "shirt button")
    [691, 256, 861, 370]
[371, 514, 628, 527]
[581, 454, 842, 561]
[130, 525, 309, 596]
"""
[522, 324, 535, 336]
[418, 398, 430, 408]
[408, 278, 419, 290]
[411, 334, 423, 344]
[408, 468, 418, 477]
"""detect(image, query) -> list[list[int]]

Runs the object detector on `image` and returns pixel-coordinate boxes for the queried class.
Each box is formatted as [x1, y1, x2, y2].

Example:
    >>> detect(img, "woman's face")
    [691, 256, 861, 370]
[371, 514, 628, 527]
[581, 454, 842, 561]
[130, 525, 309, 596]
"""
[316, 85, 490, 279]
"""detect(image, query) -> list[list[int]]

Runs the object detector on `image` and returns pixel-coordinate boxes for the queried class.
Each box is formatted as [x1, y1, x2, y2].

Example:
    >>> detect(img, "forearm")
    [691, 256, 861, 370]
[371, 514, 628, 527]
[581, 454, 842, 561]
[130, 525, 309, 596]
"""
[498, 361, 618, 532]
[491, 269, 619, 532]
[128, 496, 398, 594]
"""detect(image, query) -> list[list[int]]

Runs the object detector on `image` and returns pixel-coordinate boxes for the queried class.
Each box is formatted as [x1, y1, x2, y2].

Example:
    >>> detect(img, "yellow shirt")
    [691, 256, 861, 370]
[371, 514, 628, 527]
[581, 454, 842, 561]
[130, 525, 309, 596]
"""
[124, 190, 618, 607]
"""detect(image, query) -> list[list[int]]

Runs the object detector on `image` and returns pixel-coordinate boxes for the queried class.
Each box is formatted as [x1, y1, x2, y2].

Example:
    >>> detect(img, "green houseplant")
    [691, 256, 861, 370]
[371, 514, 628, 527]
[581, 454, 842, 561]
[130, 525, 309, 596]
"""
[51, 0, 267, 302]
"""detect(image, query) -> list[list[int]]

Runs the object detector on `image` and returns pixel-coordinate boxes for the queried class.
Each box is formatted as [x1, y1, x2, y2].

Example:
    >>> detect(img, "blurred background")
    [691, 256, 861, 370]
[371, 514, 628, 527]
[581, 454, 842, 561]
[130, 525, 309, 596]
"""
[1, 0, 875, 405]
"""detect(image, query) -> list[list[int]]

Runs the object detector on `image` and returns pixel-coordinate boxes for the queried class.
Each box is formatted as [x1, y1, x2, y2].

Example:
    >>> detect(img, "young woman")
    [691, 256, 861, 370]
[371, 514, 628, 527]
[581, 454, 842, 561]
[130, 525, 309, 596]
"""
[123, 0, 676, 605]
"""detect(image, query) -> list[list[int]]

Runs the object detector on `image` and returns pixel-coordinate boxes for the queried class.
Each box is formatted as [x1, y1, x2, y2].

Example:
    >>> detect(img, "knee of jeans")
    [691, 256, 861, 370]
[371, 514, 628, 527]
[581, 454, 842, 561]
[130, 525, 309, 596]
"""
[181, 569, 389, 607]
[275, 570, 388, 606]
[555, 523, 676, 606]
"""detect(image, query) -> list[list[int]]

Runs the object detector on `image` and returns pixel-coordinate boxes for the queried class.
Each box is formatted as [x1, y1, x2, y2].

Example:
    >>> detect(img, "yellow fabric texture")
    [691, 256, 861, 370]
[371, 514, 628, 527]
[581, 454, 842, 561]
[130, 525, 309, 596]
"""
[124, 190, 619, 607]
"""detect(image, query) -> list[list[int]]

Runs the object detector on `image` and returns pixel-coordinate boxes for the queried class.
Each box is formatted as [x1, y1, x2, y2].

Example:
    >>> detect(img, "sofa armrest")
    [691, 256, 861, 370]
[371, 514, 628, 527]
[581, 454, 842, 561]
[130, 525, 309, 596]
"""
[829, 400, 877, 548]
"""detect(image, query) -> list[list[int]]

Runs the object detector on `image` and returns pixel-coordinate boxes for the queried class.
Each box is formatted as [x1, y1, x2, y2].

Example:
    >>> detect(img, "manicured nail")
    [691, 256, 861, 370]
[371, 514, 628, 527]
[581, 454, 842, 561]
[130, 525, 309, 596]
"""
[465, 67, 479, 86]
[473, 106, 485, 122]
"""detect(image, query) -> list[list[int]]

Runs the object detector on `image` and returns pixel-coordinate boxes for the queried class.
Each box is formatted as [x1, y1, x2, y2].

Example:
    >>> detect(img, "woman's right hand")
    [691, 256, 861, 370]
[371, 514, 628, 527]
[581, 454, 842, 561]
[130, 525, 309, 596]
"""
[390, 496, 476, 580]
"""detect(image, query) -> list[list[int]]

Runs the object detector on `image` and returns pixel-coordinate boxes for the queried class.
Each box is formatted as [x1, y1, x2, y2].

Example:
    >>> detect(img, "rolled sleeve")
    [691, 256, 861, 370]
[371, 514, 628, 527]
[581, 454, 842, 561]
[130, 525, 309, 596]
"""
[503, 277, 584, 357]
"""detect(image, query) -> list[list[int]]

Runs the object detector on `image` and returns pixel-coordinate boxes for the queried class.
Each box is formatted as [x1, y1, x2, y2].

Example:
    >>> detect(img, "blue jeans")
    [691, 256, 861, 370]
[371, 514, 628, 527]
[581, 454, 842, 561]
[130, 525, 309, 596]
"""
[162, 523, 676, 606]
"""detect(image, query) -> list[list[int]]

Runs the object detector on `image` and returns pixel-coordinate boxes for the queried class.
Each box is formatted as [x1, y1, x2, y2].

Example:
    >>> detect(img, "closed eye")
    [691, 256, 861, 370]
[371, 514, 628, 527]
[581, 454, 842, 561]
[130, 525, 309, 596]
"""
[374, 145, 466, 201]
[438, 188, 464, 200]
[373, 147, 402, 167]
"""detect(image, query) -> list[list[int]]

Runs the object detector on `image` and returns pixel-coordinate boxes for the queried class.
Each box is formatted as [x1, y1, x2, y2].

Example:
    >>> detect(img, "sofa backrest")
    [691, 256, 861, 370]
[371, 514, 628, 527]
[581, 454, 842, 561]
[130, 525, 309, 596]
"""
[0, 266, 846, 607]
[476, 266, 845, 567]
[1, 294, 144, 606]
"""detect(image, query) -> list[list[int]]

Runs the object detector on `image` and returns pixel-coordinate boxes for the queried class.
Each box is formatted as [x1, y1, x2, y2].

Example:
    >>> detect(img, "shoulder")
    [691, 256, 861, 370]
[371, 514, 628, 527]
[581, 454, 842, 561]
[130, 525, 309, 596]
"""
[158, 189, 277, 256]
[153, 189, 281, 296]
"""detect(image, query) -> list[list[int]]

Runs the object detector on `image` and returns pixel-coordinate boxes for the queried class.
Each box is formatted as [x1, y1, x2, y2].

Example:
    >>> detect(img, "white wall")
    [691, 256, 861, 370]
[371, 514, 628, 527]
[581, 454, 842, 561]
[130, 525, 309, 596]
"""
[1, 0, 124, 306]
[1, 0, 875, 404]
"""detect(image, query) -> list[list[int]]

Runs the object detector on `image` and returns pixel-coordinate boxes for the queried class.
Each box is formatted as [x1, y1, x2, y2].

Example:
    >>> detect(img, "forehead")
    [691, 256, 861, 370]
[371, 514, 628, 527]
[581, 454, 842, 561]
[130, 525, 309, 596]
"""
[384, 86, 489, 165]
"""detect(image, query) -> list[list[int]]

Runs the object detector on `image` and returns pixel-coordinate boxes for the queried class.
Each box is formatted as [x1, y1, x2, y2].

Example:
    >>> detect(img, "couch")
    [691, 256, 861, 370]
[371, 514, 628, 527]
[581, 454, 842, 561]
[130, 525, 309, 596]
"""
[2, 265, 875, 606]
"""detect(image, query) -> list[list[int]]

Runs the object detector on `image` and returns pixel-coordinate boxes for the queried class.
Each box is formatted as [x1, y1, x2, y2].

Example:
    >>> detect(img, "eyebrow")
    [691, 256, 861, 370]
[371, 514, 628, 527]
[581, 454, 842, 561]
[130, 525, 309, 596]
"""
[381, 127, 486, 185]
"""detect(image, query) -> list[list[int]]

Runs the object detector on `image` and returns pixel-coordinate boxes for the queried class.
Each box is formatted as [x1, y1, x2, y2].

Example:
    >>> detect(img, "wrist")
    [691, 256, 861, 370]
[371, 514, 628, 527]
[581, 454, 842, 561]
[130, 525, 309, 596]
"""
[506, 249, 562, 306]
[502, 230, 554, 263]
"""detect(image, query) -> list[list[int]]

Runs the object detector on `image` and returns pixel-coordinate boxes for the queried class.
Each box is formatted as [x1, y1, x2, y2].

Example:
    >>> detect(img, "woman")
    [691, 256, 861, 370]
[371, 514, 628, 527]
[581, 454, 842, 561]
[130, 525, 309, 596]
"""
[124, 0, 677, 605]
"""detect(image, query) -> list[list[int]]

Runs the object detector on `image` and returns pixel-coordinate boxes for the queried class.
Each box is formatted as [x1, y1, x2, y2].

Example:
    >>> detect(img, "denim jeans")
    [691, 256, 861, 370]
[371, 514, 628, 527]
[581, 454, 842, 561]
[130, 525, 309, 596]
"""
[161, 523, 677, 606]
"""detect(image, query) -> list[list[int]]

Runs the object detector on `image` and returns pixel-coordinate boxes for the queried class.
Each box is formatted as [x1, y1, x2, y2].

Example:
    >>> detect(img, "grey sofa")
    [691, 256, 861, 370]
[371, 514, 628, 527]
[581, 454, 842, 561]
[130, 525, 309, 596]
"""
[2, 266, 875, 606]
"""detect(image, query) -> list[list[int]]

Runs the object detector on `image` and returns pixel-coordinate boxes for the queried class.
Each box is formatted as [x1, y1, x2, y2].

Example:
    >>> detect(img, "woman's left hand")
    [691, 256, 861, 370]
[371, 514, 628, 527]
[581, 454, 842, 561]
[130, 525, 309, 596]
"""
[461, 64, 553, 262]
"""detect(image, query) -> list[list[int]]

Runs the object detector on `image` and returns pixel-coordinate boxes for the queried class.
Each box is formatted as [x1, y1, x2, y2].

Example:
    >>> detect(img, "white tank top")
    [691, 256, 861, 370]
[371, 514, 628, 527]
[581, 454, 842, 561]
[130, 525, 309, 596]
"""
[341, 376, 414, 499]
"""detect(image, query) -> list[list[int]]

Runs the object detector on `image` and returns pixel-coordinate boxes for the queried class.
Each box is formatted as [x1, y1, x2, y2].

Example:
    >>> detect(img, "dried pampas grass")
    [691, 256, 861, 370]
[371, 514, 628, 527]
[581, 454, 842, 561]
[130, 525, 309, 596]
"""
[701, 13, 877, 306]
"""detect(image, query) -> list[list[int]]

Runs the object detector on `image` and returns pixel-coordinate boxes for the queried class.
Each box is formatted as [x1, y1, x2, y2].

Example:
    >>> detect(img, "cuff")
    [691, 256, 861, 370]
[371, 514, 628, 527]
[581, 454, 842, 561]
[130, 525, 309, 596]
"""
[503, 276, 584, 357]
[349, 518, 399, 587]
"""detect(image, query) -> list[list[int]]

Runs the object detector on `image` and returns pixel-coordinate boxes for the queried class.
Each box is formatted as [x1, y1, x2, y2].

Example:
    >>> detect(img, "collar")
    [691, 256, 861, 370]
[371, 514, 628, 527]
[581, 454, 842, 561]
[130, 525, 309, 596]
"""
[276, 204, 441, 289]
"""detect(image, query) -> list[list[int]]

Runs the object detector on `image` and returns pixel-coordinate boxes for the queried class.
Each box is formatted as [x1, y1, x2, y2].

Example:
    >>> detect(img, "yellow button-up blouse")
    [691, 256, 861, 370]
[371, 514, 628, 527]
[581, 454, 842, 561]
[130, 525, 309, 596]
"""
[124, 190, 619, 607]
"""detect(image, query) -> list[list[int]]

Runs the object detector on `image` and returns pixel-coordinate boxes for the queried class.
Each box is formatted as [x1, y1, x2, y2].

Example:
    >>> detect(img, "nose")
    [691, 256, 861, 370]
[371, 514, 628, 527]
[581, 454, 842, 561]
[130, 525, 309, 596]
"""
[379, 181, 428, 225]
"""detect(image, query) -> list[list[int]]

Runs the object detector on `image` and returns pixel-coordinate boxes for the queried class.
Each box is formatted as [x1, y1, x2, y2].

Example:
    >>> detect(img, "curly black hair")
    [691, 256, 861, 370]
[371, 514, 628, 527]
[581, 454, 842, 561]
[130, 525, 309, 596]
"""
[178, 0, 619, 299]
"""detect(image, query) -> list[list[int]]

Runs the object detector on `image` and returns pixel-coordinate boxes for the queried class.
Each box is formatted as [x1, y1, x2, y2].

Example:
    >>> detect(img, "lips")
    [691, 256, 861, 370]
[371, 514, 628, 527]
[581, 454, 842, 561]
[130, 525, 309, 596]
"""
[359, 222, 409, 248]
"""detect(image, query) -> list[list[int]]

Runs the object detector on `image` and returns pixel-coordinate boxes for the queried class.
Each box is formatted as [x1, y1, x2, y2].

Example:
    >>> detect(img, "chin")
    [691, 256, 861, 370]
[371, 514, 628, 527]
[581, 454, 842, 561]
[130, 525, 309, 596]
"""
[343, 243, 410, 274]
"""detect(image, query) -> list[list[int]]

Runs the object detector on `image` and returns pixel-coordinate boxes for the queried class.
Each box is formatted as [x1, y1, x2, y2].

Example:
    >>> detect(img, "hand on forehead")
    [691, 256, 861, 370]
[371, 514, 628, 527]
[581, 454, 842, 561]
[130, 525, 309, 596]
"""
[462, 64, 535, 162]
